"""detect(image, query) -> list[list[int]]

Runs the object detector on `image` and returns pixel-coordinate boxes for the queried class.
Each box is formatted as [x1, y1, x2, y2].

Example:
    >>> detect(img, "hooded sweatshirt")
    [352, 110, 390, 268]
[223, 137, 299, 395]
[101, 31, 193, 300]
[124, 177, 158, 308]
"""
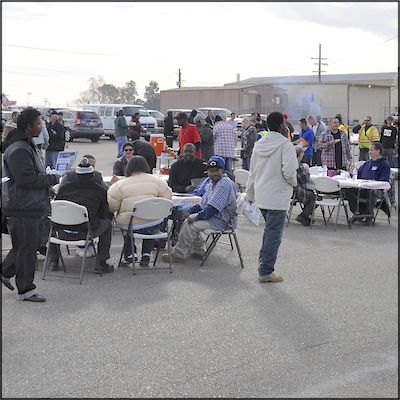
[246, 131, 298, 210]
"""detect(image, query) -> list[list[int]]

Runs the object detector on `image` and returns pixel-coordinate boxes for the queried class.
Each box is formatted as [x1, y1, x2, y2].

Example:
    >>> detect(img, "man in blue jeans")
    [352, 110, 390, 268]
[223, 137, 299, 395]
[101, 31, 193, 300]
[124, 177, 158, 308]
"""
[246, 112, 298, 282]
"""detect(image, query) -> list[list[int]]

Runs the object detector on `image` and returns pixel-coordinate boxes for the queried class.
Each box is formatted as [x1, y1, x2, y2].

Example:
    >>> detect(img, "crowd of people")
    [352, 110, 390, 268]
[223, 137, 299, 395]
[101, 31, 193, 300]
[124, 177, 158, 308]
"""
[1, 105, 397, 302]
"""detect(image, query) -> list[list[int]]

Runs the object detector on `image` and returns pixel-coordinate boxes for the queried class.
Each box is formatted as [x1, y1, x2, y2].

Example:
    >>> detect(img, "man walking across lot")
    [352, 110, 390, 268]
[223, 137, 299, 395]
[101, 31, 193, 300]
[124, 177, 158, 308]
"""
[114, 108, 129, 158]
[246, 112, 298, 283]
[1, 108, 60, 301]
[45, 109, 65, 169]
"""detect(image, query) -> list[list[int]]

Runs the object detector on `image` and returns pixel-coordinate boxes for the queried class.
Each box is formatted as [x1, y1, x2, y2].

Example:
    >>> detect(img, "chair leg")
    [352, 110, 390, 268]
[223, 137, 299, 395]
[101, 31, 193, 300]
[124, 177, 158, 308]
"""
[130, 233, 136, 276]
[79, 243, 88, 285]
[286, 201, 294, 226]
[117, 231, 126, 268]
[228, 234, 234, 250]
[343, 204, 351, 229]
[310, 201, 318, 229]
[334, 204, 341, 231]
[57, 244, 67, 273]
[42, 243, 51, 280]
[232, 232, 244, 269]
[200, 233, 221, 267]
[153, 242, 161, 267]
[66, 245, 70, 255]
[327, 206, 335, 222]
[91, 240, 102, 277]
[167, 228, 172, 273]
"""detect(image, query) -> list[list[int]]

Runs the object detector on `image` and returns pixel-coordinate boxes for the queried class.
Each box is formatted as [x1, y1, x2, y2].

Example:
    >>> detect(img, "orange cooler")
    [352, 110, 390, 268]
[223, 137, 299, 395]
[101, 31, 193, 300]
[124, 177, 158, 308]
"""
[150, 134, 165, 156]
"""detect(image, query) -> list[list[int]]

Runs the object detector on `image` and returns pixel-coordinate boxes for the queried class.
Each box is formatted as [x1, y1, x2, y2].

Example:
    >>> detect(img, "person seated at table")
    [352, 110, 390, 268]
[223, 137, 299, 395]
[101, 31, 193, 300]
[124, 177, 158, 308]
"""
[108, 156, 172, 266]
[113, 142, 135, 176]
[162, 157, 237, 262]
[59, 154, 108, 189]
[343, 143, 391, 223]
[293, 118, 314, 165]
[168, 143, 207, 193]
[294, 146, 317, 226]
[47, 158, 115, 273]
[319, 117, 352, 171]
[129, 130, 157, 172]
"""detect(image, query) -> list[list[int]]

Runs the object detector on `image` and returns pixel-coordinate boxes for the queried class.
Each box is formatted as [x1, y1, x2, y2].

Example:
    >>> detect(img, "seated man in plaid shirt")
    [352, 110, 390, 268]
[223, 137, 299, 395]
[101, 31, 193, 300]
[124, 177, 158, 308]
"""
[162, 157, 237, 262]
[294, 146, 317, 226]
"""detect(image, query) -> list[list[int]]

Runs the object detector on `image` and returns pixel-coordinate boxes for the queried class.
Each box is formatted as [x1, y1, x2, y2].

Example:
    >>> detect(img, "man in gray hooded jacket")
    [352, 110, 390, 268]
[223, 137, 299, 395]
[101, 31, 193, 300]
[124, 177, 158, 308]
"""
[246, 112, 298, 283]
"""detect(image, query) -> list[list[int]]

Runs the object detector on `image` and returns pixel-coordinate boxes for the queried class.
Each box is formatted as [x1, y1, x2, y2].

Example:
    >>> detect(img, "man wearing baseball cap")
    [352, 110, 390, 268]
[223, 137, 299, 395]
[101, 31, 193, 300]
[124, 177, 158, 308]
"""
[162, 156, 237, 262]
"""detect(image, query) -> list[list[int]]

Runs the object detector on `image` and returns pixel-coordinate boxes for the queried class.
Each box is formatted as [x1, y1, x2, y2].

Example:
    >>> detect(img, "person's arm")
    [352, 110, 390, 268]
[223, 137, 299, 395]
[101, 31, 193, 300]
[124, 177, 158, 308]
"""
[245, 148, 258, 202]
[167, 165, 187, 193]
[282, 142, 298, 187]
[42, 121, 49, 141]
[6, 147, 58, 188]
[51, 123, 65, 140]
[192, 125, 201, 149]
[98, 189, 114, 220]
[107, 182, 122, 213]
[297, 164, 310, 184]
[370, 127, 381, 142]
[158, 180, 173, 199]
[194, 205, 219, 221]
[112, 160, 123, 176]
[352, 124, 361, 134]
[377, 162, 391, 182]
[341, 134, 352, 167]
[318, 132, 334, 150]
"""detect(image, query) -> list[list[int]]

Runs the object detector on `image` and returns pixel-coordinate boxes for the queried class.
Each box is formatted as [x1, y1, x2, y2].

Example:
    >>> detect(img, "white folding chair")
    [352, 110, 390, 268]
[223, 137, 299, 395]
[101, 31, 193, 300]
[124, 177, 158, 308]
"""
[200, 214, 244, 269]
[117, 198, 174, 275]
[308, 166, 321, 175]
[42, 200, 101, 284]
[286, 190, 305, 226]
[233, 169, 249, 193]
[310, 177, 351, 231]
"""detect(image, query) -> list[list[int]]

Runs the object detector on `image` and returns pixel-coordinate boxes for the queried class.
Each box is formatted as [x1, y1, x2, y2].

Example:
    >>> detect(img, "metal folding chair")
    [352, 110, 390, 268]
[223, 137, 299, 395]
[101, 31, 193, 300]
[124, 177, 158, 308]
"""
[233, 169, 249, 193]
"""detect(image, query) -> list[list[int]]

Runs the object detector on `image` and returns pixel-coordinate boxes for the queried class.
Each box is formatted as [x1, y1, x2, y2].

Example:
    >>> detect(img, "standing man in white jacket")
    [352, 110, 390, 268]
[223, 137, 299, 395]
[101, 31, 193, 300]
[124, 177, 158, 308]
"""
[246, 112, 298, 283]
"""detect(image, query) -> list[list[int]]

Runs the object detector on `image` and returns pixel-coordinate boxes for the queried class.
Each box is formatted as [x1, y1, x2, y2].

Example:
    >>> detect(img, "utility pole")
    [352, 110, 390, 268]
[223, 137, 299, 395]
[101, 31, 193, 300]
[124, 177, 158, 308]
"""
[177, 68, 182, 88]
[311, 43, 328, 83]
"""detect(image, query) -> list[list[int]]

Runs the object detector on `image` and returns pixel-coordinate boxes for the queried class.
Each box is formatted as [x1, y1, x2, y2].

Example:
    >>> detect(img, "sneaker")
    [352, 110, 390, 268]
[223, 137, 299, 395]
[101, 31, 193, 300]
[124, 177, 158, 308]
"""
[1, 274, 14, 291]
[363, 217, 374, 226]
[295, 214, 311, 226]
[258, 273, 284, 283]
[162, 253, 185, 263]
[76, 246, 96, 258]
[95, 261, 114, 274]
[37, 246, 47, 256]
[23, 293, 46, 302]
[123, 254, 138, 264]
[140, 255, 151, 267]
[49, 261, 59, 271]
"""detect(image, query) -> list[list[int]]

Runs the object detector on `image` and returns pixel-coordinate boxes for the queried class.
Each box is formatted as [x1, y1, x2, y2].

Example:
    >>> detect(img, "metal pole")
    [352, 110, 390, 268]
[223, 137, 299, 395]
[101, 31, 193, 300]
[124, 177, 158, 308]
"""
[318, 43, 321, 84]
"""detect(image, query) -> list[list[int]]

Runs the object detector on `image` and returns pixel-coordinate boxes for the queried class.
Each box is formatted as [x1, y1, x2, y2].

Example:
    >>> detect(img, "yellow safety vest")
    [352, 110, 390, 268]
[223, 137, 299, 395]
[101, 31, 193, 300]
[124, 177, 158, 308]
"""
[286, 126, 292, 141]
[338, 124, 349, 137]
[358, 126, 380, 149]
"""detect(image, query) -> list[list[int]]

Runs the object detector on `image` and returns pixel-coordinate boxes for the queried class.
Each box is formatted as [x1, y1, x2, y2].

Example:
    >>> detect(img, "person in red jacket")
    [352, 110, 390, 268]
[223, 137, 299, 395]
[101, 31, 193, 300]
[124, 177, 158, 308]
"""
[176, 112, 202, 159]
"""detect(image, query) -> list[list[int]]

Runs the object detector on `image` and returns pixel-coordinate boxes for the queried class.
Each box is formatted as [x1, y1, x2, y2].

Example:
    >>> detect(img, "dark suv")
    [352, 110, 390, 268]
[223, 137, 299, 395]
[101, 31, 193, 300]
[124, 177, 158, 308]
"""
[58, 108, 104, 142]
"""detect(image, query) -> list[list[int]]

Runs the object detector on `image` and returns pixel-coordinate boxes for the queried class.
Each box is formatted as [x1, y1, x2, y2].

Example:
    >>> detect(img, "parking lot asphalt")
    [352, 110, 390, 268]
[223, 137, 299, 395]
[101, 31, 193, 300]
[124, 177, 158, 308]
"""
[2, 137, 398, 398]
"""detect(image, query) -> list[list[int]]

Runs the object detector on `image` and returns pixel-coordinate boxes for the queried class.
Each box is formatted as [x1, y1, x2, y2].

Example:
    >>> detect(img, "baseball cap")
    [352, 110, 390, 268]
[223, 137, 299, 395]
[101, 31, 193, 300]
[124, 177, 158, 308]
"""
[206, 156, 225, 170]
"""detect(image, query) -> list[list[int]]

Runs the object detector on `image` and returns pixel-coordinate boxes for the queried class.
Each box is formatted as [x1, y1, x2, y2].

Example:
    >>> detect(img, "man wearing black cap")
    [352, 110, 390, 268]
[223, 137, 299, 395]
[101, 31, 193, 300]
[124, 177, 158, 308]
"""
[1, 107, 60, 302]
[162, 157, 237, 262]
[45, 109, 65, 169]
[47, 158, 114, 273]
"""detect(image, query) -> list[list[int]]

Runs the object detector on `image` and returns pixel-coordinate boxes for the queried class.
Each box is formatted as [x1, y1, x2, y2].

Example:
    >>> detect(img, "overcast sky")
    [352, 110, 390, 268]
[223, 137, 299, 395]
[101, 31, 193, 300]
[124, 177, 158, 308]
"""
[2, 1, 398, 107]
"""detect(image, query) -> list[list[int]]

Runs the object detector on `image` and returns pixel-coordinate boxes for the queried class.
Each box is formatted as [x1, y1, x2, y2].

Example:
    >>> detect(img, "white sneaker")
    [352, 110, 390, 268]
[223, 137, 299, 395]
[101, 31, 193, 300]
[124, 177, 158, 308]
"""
[76, 246, 96, 258]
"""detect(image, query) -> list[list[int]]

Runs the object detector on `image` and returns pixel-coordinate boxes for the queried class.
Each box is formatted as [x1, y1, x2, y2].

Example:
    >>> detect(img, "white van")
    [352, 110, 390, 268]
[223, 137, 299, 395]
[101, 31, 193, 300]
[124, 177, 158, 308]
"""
[83, 104, 158, 140]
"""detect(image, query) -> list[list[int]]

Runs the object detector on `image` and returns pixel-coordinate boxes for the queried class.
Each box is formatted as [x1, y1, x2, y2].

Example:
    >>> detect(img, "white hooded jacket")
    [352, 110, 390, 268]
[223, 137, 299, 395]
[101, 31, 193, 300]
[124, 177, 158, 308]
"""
[245, 131, 298, 210]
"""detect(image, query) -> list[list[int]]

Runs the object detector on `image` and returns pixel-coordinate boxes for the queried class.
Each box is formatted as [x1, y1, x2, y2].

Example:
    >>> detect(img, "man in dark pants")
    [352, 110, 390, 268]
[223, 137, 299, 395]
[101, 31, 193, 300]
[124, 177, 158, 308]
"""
[48, 158, 114, 273]
[163, 111, 175, 147]
[45, 109, 65, 169]
[1, 108, 60, 302]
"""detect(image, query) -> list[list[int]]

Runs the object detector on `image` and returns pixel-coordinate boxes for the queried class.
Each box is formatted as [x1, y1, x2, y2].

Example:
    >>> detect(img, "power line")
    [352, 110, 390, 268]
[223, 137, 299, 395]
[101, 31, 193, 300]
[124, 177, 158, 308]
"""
[311, 43, 328, 83]
[3, 64, 95, 76]
[3, 44, 117, 56]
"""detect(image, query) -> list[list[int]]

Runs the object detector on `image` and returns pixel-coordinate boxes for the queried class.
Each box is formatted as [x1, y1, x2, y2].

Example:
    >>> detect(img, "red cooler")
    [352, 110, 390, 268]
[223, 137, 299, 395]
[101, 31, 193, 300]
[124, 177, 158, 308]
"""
[150, 134, 165, 156]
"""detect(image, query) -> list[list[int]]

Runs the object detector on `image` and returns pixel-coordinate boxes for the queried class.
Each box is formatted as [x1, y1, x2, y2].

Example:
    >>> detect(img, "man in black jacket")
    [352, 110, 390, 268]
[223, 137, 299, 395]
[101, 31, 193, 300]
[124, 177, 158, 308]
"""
[168, 143, 206, 193]
[48, 158, 114, 273]
[163, 111, 175, 147]
[45, 109, 65, 169]
[1, 108, 60, 302]
[380, 116, 398, 167]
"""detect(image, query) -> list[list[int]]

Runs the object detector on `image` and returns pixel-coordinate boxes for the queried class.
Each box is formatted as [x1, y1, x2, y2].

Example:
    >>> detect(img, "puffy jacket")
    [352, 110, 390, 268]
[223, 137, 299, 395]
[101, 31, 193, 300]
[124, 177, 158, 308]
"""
[1, 128, 58, 217]
[246, 131, 298, 210]
[46, 121, 65, 151]
[107, 172, 172, 225]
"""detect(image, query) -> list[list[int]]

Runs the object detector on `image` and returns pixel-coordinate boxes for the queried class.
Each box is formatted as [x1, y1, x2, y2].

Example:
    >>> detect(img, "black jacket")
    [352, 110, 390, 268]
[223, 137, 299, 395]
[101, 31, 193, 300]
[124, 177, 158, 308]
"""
[380, 125, 398, 149]
[131, 139, 157, 171]
[163, 115, 174, 136]
[199, 124, 214, 161]
[1, 128, 58, 217]
[59, 169, 108, 190]
[113, 157, 128, 176]
[46, 121, 65, 151]
[167, 158, 207, 193]
[55, 174, 113, 229]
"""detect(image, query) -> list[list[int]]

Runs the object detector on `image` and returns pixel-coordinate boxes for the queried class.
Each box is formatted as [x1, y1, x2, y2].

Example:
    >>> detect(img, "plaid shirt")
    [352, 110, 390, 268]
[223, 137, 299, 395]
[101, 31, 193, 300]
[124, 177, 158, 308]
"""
[213, 121, 236, 158]
[295, 161, 315, 204]
[318, 130, 351, 169]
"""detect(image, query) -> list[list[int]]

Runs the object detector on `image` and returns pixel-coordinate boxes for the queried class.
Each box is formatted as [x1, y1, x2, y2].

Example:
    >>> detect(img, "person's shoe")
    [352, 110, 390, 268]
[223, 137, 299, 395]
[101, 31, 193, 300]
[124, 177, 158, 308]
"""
[295, 214, 310, 226]
[162, 253, 185, 263]
[49, 261, 59, 271]
[37, 246, 47, 256]
[379, 200, 391, 217]
[123, 254, 138, 264]
[23, 293, 46, 302]
[76, 246, 96, 258]
[139, 255, 151, 267]
[258, 273, 284, 283]
[95, 261, 114, 274]
[363, 217, 374, 226]
[1, 274, 14, 291]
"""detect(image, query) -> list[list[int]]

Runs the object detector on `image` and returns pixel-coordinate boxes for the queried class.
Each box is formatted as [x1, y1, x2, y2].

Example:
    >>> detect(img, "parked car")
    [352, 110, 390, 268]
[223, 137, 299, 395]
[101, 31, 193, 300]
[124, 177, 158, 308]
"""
[57, 108, 104, 142]
[83, 104, 158, 140]
[148, 110, 165, 128]
[198, 107, 242, 128]
[1, 111, 13, 131]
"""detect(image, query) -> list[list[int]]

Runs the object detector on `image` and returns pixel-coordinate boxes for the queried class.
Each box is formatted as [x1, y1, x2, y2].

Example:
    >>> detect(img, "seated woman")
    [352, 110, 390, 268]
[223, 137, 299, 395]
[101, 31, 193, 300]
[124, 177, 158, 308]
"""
[107, 156, 172, 267]
[294, 146, 317, 226]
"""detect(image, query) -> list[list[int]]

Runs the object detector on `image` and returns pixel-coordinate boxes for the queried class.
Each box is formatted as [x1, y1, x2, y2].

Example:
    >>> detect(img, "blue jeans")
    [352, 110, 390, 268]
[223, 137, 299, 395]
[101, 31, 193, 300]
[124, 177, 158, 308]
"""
[242, 157, 251, 171]
[116, 136, 128, 158]
[45, 151, 59, 169]
[123, 222, 163, 259]
[259, 209, 286, 276]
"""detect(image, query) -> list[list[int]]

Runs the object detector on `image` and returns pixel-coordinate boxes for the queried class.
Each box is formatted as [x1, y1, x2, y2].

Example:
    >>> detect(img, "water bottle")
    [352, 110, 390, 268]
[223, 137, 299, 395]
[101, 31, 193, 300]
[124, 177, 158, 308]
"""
[352, 168, 358, 181]
[322, 165, 328, 177]
[318, 166, 323, 176]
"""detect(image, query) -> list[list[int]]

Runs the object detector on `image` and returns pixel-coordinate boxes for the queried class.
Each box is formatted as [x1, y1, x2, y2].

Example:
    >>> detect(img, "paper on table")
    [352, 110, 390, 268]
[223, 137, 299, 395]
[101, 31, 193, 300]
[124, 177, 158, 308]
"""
[242, 199, 261, 226]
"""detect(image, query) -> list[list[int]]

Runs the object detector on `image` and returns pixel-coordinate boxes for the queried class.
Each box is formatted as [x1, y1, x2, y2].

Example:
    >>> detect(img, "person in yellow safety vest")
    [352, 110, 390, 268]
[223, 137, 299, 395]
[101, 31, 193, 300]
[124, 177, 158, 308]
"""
[357, 115, 380, 161]
[256, 123, 268, 140]
[335, 113, 349, 137]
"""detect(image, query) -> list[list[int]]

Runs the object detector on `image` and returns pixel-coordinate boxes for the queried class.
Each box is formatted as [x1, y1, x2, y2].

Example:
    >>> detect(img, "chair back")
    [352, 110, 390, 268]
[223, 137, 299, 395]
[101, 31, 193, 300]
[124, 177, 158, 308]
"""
[308, 166, 320, 175]
[312, 177, 341, 194]
[132, 198, 173, 220]
[355, 160, 366, 170]
[50, 200, 89, 225]
[233, 169, 249, 188]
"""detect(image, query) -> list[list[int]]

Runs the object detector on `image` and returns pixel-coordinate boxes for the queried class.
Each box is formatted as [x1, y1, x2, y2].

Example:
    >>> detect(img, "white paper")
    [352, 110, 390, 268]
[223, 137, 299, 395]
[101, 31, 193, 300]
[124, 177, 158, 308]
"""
[242, 199, 261, 226]
[55, 151, 77, 174]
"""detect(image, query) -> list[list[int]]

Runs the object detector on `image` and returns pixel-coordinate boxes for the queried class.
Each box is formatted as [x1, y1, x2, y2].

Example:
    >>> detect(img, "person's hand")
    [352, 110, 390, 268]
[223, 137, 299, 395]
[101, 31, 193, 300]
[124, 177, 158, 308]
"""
[110, 175, 119, 185]
[42, 140, 49, 150]
[334, 138, 341, 143]
[49, 187, 57, 198]
[303, 163, 309, 170]
[187, 216, 196, 225]
[328, 140, 336, 146]
[185, 185, 196, 193]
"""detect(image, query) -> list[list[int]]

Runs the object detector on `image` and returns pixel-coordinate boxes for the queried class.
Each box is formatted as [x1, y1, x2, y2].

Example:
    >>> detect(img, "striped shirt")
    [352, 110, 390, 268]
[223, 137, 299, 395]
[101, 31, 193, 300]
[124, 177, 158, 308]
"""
[213, 121, 236, 158]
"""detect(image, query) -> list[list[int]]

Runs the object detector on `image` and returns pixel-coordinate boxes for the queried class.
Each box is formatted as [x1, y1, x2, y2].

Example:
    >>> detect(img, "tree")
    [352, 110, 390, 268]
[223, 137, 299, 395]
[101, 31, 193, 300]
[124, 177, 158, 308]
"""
[119, 80, 139, 104]
[75, 76, 105, 104]
[98, 84, 120, 103]
[143, 81, 160, 110]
